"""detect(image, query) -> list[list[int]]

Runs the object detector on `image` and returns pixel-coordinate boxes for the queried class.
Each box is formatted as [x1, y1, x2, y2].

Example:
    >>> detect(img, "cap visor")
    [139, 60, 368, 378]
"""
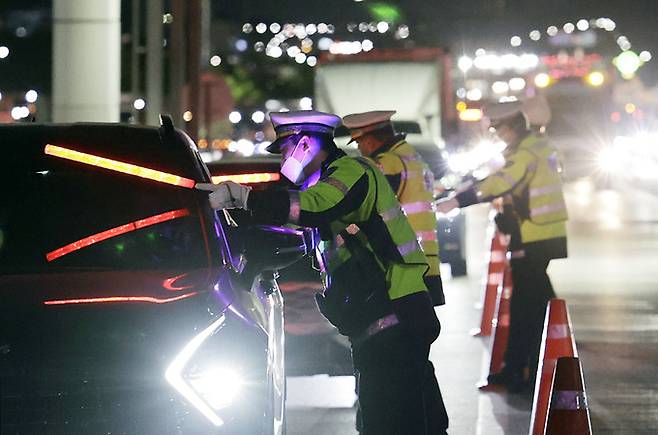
[266, 137, 287, 154]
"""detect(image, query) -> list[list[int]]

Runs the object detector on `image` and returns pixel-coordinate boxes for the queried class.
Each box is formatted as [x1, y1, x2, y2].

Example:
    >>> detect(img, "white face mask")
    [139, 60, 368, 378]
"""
[281, 139, 311, 185]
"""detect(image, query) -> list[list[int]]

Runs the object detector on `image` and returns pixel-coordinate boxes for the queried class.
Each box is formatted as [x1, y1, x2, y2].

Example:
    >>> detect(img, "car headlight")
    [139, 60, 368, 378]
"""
[165, 314, 234, 427]
[597, 147, 624, 173]
[189, 367, 243, 411]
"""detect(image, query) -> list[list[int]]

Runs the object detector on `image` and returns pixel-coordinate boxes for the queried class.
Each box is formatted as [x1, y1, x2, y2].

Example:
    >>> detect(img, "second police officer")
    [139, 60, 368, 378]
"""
[437, 99, 568, 393]
[197, 110, 448, 434]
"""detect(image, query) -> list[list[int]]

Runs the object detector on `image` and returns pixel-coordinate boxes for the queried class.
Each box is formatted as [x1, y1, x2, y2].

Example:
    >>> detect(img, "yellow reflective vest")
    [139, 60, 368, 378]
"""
[371, 140, 441, 279]
[457, 134, 568, 245]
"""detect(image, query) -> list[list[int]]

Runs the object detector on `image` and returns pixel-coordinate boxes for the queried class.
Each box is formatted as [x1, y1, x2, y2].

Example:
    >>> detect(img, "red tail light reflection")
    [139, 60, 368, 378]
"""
[44, 292, 198, 306]
[46, 208, 190, 262]
[163, 273, 195, 291]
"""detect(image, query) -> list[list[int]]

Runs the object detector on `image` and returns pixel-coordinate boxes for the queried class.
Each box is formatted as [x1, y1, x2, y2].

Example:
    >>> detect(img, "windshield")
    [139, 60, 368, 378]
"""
[0, 156, 217, 274]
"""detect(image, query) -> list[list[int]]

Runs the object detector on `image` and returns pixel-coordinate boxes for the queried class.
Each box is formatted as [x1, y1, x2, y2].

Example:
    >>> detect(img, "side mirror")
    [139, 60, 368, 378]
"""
[235, 224, 313, 283]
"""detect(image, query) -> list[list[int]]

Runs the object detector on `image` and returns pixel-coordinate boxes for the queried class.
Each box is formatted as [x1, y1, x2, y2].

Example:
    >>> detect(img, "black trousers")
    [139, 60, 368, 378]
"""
[353, 328, 449, 435]
[506, 254, 556, 380]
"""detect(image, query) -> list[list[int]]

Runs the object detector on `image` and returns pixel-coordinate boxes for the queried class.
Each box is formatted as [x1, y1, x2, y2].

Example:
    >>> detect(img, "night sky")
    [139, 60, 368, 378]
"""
[1, 0, 657, 92]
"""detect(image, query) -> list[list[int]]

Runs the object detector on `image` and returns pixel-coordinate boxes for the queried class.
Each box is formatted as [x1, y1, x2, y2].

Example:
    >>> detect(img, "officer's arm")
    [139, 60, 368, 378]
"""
[247, 161, 369, 226]
[372, 153, 404, 195]
[455, 150, 533, 207]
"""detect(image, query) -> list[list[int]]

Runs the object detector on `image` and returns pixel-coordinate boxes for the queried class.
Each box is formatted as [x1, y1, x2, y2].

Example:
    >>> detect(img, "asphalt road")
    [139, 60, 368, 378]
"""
[285, 173, 658, 434]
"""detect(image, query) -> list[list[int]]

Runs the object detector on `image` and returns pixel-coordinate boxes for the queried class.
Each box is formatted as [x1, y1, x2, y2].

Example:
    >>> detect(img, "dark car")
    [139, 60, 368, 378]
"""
[0, 118, 309, 434]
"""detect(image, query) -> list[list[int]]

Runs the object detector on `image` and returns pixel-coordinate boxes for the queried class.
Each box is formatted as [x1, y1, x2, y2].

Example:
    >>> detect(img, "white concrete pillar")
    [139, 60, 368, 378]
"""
[52, 0, 121, 122]
[145, 0, 163, 126]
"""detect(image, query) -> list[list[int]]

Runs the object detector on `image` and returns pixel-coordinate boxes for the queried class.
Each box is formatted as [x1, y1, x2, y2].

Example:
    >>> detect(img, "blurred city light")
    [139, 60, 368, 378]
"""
[25, 90, 38, 103]
[270, 23, 281, 33]
[458, 56, 473, 73]
[458, 108, 482, 122]
[492, 81, 509, 94]
[11, 106, 30, 120]
[251, 110, 265, 123]
[255, 23, 267, 34]
[466, 88, 482, 101]
[563, 22, 575, 34]
[0, 46, 9, 59]
[510, 36, 521, 47]
[624, 103, 636, 114]
[318, 37, 333, 51]
[639, 51, 652, 62]
[306, 24, 317, 35]
[377, 22, 389, 33]
[586, 71, 605, 87]
[133, 98, 146, 110]
[616, 36, 631, 51]
[235, 39, 248, 52]
[508, 77, 526, 91]
[529, 30, 541, 41]
[362, 39, 374, 51]
[295, 53, 307, 64]
[534, 72, 551, 88]
[396, 25, 410, 39]
[242, 23, 253, 34]
[614, 50, 641, 79]
[229, 111, 242, 124]
[547, 26, 558, 36]
[306, 56, 318, 67]
[576, 19, 589, 31]
[210, 55, 222, 66]
[299, 97, 313, 110]
[183, 111, 193, 122]
[266, 46, 283, 58]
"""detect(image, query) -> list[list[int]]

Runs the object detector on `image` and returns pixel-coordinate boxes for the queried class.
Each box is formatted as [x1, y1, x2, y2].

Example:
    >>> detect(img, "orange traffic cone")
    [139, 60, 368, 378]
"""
[544, 357, 592, 435]
[530, 299, 578, 435]
[478, 263, 513, 390]
[471, 223, 509, 337]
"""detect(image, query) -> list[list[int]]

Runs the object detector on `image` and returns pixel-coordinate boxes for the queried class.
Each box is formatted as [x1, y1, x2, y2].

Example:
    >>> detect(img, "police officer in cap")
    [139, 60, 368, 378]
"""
[342, 110, 445, 307]
[437, 100, 568, 393]
[198, 110, 447, 434]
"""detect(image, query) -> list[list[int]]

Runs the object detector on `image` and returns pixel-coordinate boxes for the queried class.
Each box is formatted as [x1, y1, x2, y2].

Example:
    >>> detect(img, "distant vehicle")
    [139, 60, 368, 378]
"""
[0, 118, 311, 434]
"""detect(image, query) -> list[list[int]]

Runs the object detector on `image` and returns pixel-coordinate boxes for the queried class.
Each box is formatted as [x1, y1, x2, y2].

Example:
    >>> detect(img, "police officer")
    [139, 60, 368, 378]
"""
[197, 110, 446, 434]
[342, 111, 449, 433]
[437, 101, 568, 392]
[342, 111, 445, 307]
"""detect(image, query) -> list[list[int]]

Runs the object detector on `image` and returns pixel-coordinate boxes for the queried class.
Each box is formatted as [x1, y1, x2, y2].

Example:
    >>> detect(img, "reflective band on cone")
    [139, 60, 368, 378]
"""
[530, 299, 578, 435]
[545, 357, 592, 435]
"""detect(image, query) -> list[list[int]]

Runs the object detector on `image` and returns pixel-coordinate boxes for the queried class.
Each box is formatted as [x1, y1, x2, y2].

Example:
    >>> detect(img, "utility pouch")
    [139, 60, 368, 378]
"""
[315, 231, 390, 336]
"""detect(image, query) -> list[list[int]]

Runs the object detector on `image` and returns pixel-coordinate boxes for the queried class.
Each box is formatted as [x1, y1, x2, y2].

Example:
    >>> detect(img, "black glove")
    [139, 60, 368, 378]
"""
[494, 212, 515, 235]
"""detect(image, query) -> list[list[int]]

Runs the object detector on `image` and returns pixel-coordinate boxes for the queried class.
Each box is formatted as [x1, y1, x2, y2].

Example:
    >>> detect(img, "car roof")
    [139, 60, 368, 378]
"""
[0, 123, 205, 180]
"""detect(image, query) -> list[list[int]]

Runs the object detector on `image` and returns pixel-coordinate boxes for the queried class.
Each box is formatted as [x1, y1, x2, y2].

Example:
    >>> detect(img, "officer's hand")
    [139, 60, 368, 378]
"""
[195, 181, 252, 210]
[436, 197, 459, 215]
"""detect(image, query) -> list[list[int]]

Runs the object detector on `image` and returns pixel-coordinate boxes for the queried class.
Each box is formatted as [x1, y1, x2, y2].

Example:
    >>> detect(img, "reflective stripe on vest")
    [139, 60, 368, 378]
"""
[402, 201, 435, 216]
[381, 205, 404, 222]
[529, 184, 562, 198]
[398, 239, 422, 257]
[530, 202, 567, 218]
